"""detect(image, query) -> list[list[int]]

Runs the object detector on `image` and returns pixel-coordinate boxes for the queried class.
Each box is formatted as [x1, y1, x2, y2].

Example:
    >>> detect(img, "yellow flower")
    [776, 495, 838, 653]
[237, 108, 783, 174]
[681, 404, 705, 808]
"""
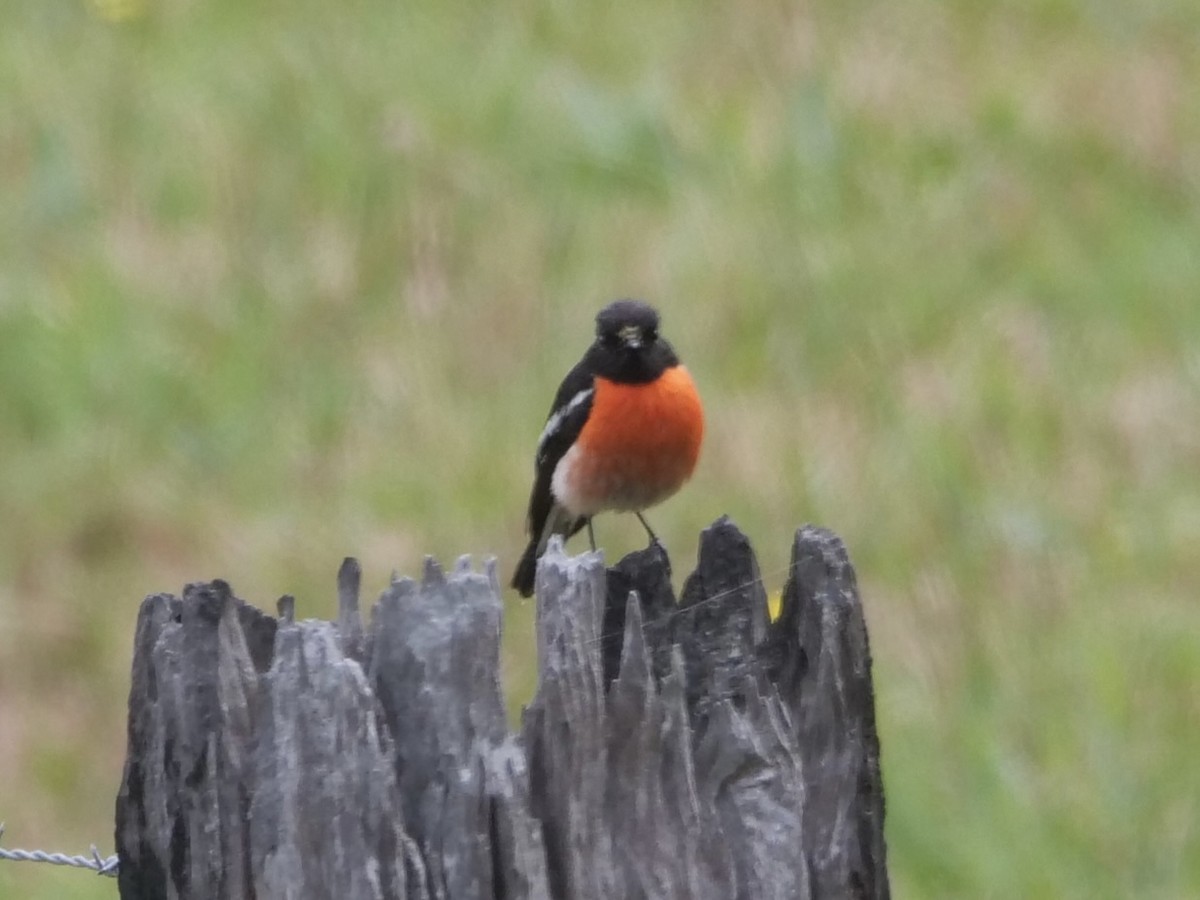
[87, 0, 148, 23]
[767, 589, 782, 623]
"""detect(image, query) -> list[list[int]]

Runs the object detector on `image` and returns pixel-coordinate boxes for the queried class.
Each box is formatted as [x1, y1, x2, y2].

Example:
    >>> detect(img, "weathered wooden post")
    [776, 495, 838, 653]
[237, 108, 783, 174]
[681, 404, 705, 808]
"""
[114, 516, 888, 899]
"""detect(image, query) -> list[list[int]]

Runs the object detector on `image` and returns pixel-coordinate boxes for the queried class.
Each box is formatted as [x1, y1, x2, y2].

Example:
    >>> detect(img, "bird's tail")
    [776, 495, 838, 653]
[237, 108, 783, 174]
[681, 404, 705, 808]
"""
[511, 539, 540, 598]
[511, 505, 588, 597]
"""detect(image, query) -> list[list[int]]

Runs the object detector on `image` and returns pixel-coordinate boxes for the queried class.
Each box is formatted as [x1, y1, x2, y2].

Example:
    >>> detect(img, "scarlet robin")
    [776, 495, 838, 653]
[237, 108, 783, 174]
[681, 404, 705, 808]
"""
[512, 299, 704, 597]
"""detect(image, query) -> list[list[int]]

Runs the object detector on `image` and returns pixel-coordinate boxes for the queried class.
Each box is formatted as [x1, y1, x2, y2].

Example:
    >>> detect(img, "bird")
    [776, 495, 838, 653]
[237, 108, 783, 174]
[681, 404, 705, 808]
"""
[512, 299, 704, 597]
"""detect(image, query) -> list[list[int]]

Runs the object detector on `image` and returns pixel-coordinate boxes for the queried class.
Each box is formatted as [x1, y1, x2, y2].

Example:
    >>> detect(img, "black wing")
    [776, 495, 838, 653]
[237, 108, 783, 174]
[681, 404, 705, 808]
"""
[524, 359, 595, 543]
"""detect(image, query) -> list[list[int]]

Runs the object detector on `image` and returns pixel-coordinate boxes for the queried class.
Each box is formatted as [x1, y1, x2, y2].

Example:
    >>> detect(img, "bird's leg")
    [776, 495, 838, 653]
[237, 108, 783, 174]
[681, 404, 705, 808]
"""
[635, 511, 659, 546]
[587, 517, 597, 551]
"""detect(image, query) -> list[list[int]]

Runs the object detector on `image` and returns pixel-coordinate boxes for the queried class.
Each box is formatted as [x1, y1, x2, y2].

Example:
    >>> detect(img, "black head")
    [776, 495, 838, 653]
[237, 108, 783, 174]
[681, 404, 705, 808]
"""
[588, 299, 678, 383]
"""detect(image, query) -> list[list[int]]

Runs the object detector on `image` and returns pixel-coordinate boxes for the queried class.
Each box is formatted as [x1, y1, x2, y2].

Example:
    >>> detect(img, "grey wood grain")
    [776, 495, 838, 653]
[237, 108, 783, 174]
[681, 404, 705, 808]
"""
[115, 520, 888, 899]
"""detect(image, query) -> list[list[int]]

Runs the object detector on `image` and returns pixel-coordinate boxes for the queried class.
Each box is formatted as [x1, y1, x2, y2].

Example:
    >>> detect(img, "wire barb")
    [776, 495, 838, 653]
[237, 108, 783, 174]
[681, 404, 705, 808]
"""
[0, 823, 119, 878]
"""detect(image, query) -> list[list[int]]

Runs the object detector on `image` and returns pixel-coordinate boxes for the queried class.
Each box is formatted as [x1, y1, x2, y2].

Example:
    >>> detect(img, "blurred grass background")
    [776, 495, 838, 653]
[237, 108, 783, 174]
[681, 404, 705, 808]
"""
[2, 0, 1198, 896]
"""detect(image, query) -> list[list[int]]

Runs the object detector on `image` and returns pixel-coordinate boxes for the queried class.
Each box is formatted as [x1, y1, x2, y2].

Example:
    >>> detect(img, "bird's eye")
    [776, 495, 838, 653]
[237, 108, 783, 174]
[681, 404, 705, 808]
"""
[601, 332, 620, 347]
[646, 328, 658, 342]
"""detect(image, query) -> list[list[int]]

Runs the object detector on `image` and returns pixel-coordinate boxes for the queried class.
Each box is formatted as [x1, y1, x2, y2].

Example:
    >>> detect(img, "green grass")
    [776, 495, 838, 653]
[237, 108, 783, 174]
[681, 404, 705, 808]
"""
[2, 0, 1199, 896]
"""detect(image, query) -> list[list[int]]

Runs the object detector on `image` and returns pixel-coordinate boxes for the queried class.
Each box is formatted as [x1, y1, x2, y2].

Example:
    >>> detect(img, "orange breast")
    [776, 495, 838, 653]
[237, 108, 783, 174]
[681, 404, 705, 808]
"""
[563, 365, 704, 515]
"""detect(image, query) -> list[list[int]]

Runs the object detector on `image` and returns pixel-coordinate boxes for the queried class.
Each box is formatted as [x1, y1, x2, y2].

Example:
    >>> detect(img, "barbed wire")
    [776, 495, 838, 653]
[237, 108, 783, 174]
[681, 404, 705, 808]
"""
[0, 823, 119, 878]
[577, 560, 794, 652]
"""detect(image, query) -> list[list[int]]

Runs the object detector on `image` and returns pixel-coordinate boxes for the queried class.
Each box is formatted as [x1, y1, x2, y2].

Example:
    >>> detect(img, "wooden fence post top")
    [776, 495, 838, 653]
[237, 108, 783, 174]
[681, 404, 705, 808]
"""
[115, 518, 888, 900]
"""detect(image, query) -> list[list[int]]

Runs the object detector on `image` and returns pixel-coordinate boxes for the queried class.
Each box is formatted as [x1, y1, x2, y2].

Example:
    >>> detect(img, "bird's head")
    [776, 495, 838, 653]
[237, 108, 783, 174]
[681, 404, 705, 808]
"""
[591, 299, 677, 383]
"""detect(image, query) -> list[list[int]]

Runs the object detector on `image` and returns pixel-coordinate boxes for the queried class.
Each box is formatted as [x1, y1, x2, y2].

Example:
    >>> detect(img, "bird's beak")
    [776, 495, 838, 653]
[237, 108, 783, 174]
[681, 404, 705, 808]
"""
[620, 325, 642, 349]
